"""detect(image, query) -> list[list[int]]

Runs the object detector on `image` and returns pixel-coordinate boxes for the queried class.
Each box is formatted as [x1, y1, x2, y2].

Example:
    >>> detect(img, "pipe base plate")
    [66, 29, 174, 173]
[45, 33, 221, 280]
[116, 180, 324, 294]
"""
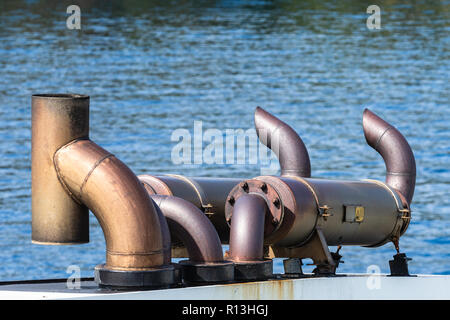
[233, 259, 273, 281]
[94, 264, 179, 290]
[178, 260, 234, 284]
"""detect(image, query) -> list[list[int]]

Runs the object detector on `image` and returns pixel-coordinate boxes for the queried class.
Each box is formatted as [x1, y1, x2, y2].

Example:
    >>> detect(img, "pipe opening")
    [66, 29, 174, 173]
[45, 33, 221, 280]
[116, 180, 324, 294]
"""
[32, 93, 89, 100]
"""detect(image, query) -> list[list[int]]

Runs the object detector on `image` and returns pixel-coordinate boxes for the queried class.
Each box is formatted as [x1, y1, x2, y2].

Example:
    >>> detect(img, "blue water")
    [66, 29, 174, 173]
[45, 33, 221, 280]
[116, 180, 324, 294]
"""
[0, 0, 448, 280]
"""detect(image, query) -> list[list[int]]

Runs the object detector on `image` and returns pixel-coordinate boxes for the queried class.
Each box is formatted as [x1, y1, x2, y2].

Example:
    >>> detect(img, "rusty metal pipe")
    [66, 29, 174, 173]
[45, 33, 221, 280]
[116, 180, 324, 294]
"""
[150, 195, 224, 263]
[254, 106, 311, 177]
[363, 109, 416, 204]
[229, 194, 268, 262]
[31, 94, 90, 244]
[54, 139, 166, 270]
[151, 200, 172, 265]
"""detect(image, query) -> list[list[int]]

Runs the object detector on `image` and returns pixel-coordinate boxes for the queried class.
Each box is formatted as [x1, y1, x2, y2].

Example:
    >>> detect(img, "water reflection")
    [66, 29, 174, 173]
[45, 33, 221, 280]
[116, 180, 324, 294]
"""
[0, 0, 448, 280]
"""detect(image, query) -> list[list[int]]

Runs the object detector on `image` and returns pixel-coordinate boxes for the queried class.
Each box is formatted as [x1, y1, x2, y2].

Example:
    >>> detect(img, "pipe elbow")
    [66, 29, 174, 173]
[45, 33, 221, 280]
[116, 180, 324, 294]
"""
[150, 194, 224, 263]
[229, 193, 268, 262]
[54, 139, 165, 270]
[363, 108, 416, 204]
[254, 106, 311, 177]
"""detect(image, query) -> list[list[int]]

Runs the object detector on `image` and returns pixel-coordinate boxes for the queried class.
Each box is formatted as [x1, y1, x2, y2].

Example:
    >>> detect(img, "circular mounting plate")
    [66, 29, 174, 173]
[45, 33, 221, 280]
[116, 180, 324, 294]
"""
[225, 179, 284, 236]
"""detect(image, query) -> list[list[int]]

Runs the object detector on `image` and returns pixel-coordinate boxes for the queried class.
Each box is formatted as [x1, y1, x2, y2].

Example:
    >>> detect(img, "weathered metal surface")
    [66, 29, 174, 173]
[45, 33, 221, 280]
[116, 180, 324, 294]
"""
[254, 106, 311, 177]
[150, 195, 224, 263]
[151, 200, 172, 265]
[139, 175, 241, 243]
[1, 275, 449, 300]
[363, 108, 416, 205]
[54, 139, 166, 270]
[32, 94, 177, 289]
[228, 194, 267, 262]
[293, 178, 408, 247]
[225, 179, 284, 238]
[31, 94, 90, 244]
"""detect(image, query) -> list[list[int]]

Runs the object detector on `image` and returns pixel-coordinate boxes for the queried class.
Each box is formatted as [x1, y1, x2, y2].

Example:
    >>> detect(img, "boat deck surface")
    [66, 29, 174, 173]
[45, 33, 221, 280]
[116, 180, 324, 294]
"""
[0, 274, 449, 300]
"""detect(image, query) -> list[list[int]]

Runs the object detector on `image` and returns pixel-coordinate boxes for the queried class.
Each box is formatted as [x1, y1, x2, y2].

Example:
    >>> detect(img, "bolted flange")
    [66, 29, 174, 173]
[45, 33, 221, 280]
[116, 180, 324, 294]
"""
[94, 264, 178, 290]
[178, 260, 235, 284]
[225, 179, 284, 236]
[233, 259, 273, 281]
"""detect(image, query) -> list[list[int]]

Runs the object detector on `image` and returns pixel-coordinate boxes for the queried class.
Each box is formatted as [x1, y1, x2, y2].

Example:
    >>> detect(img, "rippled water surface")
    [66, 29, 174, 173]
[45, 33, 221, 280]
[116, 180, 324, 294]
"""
[0, 0, 448, 280]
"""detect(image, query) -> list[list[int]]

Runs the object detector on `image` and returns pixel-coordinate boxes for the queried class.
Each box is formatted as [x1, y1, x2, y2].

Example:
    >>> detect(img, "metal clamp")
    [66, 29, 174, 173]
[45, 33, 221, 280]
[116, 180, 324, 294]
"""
[165, 174, 214, 217]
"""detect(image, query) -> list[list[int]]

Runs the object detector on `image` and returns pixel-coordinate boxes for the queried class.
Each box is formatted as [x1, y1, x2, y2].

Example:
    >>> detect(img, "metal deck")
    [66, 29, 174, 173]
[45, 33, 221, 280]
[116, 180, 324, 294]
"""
[0, 274, 449, 300]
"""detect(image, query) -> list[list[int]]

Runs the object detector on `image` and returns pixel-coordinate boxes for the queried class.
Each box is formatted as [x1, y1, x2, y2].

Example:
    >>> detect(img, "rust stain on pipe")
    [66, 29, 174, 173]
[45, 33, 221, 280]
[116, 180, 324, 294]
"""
[363, 109, 416, 204]
[31, 94, 90, 244]
[150, 195, 224, 263]
[53, 139, 165, 270]
[229, 194, 268, 262]
[254, 106, 311, 177]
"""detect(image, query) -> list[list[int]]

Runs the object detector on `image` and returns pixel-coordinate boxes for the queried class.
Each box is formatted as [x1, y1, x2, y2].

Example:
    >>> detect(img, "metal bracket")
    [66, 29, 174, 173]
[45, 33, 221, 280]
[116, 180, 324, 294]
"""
[389, 253, 413, 277]
[282, 258, 304, 278]
[165, 174, 214, 217]
[266, 228, 339, 276]
[318, 205, 333, 221]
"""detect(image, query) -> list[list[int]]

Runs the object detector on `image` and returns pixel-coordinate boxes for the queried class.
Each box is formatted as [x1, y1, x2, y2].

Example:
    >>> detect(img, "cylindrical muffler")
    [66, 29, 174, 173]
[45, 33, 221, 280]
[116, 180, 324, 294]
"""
[139, 175, 241, 242]
[31, 94, 90, 244]
[225, 176, 410, 249]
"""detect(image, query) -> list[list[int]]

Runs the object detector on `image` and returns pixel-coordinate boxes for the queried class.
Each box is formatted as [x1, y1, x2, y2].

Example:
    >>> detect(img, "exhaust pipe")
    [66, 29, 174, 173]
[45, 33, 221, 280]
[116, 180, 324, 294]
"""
[31, 94, 176, 289]
[254, 106, 311, 177]
[227, 193, 273, 280]
[363, 109, 416, 205]
[150, 195, 234, 283]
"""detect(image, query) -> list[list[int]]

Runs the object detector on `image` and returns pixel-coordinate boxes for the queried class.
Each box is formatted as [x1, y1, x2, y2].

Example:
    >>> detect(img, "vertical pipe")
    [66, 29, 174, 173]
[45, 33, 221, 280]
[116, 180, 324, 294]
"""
[229, 194, 268, 262]
[363, 109, 416, 204]
[31, 94, 89, 244]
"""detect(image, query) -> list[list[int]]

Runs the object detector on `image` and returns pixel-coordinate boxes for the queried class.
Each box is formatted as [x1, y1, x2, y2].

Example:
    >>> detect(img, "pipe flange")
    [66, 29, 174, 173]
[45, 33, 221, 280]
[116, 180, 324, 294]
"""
[94, 264, 178, 290]
[178, 260, 235, 284]
[225, 179, 283, 236]
[233, 259, 273, 281]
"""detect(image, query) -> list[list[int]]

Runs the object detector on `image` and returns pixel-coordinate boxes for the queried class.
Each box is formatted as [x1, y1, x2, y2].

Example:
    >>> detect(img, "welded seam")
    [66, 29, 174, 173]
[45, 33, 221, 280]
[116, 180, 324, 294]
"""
[106, 249, 164, 256]
[53, 138, 88, 205]
[374, 126, 392, 150]
[78, 153, 115, 200]
[386, 171, 416, 176]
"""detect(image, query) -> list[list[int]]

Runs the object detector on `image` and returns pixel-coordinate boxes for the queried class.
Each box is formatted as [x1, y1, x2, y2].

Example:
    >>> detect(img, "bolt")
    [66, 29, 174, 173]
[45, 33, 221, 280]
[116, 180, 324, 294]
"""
[272, 198, 280, 208]
[240, 182, 249, 192]
[260, 182, 268, 193]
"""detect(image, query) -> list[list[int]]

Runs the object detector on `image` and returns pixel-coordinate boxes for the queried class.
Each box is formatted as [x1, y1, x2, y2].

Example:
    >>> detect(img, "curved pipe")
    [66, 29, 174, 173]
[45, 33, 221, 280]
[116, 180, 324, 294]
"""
[229, 194, 268, 262]
[54, 139, 166, 270]
[150, 194, 224, 263]
[152, 200, 172, 265]
[254, 107, 311, 177]
[363, 109, 416, 204]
